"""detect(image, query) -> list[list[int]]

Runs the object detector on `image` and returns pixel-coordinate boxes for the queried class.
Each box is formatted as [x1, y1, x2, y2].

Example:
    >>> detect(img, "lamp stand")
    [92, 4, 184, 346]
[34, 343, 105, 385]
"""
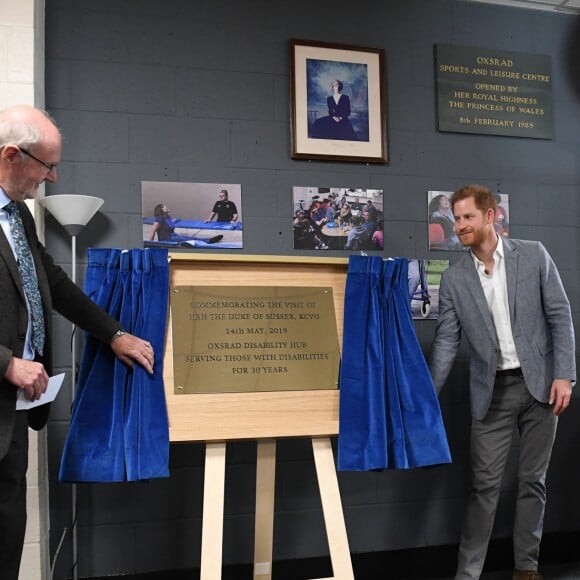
[39, 195, 103, 580]
[71, 233, 78, 580]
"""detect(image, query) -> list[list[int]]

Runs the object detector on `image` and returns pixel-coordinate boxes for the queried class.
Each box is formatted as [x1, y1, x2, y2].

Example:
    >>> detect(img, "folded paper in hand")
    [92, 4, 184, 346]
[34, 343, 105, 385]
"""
[16, 372, 65, 410]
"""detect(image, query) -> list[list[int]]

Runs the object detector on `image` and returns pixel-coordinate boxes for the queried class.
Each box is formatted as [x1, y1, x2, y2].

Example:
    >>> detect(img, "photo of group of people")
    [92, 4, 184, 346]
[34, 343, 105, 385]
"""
[292, 186, 384, 251]
[141, 182, 243, 250]
[428, 190, 510, 251]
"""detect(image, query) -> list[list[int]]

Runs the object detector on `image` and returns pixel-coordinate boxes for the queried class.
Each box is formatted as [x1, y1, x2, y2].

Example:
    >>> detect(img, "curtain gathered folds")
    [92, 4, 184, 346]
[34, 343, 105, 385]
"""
[338, 255, 451, 471]
[59, 248, 170, 482]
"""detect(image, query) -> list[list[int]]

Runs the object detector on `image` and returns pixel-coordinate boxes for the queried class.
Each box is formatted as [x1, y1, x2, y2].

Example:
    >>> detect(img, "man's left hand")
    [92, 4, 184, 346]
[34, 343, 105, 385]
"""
[110, 333, 155, 374]
[549, 378, 573, 415]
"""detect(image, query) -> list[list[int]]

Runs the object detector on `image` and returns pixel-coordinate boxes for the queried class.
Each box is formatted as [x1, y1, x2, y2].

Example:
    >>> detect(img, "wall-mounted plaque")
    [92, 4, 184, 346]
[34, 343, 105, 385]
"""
[436, 44, 553, 139]
[171, 286, 340, 394]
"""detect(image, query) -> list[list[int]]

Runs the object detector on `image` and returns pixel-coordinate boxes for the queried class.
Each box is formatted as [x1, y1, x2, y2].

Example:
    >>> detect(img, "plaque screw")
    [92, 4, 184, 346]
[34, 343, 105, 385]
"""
[177, 385, 184, 390]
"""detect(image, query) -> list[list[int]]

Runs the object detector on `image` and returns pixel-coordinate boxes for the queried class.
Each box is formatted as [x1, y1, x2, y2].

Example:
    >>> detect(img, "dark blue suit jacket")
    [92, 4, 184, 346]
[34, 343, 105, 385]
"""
[0, 201, 122, 460]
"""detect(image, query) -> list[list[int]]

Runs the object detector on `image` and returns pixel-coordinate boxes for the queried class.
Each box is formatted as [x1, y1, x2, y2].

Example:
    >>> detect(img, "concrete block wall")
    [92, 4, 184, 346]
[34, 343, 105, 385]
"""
[1, 1, 50, 579]
[43, 1, 580, 578]
[0, 0, 34, 101]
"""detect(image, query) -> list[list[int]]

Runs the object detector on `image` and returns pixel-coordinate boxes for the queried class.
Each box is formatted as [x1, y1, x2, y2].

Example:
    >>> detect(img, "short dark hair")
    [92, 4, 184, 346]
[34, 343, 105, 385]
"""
[451, 184, 497, 213]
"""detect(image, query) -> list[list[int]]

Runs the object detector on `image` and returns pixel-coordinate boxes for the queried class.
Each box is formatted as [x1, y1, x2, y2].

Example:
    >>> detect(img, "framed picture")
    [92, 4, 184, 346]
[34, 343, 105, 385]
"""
[292, 186, 384, 251]
[409, 259, 449, 320]
[141, 181, 244, 250]
[290, 39, 387, 164]
[427, 190, 464, 252]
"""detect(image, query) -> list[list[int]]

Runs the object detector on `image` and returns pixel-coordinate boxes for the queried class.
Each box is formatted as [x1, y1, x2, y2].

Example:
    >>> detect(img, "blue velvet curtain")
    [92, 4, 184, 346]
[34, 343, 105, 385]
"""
[338, 255, 451, 471]
[59, 248, 170, 482]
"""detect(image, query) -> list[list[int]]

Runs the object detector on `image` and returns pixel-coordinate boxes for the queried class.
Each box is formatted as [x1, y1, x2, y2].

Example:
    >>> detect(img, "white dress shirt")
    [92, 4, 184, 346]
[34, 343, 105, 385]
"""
[471, 235, 521, 370]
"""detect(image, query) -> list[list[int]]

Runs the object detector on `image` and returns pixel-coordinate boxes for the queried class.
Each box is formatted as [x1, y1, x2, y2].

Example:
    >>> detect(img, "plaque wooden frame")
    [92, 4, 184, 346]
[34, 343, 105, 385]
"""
[164, 253, 354, 580]
[164, 253, 348, 442]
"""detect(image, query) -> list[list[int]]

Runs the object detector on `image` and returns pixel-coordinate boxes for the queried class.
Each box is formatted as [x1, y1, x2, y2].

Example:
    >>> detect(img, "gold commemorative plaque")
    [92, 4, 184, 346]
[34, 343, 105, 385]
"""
[171, 286, 340, 394]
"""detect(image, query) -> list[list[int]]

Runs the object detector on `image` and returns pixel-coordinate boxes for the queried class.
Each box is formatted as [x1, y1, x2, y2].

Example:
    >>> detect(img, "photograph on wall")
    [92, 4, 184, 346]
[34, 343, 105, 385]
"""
[409, 259, 449, 320]
[142, 181, 243, 249]
[293, 186, 383, 251]
[427, 190, 510, 251]
[493, 193, 510, 238]
[290, 39, 387, 163]
[428, 190, 464, 251]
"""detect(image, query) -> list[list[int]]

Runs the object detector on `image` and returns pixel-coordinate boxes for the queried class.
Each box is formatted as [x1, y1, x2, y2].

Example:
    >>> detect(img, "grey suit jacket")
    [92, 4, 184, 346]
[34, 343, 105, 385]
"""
[0, 201, 122, 460]
[429, 237, 576, 420]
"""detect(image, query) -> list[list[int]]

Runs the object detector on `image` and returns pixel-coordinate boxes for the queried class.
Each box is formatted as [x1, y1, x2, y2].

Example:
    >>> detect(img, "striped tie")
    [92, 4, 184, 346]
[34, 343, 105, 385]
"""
[5, 201, 45, 355]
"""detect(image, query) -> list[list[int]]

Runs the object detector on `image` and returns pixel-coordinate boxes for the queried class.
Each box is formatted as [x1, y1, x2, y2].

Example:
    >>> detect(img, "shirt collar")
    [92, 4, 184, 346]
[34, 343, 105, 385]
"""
[494, 234, 504, 260]
[0, 187, 11, 211]
[470, 234, 503, 270]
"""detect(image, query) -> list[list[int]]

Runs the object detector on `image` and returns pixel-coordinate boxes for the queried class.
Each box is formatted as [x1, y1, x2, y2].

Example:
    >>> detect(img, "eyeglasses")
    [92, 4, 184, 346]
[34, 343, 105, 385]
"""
[19, 148, 58, 174]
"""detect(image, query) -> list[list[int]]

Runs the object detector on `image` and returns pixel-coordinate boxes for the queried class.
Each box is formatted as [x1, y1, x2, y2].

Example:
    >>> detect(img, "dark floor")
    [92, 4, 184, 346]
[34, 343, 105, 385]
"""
[90, 562, 580, 580]
[88, 532, 580, 579]
[476, 563, 580, 579]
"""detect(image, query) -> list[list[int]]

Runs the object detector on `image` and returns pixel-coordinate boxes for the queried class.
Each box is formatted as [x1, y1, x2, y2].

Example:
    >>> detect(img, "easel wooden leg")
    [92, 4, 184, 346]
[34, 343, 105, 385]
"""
[199, 438, 352, 580]
[200, 441, 227, 580]
[253, 439, 277, 579]
[311, 437, 354, 580]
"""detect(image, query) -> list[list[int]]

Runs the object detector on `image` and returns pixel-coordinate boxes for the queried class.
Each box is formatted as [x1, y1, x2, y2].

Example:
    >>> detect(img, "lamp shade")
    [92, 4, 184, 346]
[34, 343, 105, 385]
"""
[40, 194, 104, 236]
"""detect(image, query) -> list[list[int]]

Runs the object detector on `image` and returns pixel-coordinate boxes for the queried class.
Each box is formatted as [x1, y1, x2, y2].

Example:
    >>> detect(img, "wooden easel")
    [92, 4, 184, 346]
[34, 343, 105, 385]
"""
[164, 255, 353, 580]
[200, 438, 352, 580]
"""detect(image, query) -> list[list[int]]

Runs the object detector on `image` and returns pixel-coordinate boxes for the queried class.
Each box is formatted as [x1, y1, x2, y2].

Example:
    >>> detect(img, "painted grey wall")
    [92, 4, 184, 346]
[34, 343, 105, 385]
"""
[43, 0, 580, 577]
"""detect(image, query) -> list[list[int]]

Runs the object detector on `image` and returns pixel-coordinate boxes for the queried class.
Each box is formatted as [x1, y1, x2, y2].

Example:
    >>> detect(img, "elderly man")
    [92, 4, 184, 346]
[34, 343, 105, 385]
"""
[0, 104, 154, 579]
[429, 184, 575, 580]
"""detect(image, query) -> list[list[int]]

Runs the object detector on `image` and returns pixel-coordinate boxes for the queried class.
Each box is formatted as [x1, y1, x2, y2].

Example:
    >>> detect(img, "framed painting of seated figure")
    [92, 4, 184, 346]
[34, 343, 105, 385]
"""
[290, 39, 387, 164]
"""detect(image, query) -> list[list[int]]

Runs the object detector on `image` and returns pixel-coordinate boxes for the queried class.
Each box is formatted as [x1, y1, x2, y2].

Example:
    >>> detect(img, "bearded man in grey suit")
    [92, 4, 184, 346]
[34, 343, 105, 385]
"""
[0, 105, 156, 580]
[429, 184, 575, 580]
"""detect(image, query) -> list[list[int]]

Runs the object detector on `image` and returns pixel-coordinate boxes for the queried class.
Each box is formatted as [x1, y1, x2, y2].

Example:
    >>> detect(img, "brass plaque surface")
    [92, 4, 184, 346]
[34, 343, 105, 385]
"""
[171, 286, 340, 394]
[436, 44, 553, 139]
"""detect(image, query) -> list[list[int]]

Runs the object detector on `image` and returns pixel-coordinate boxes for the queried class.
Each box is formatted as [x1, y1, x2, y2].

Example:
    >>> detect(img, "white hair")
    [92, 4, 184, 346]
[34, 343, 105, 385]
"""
[0, 107, 55, 149]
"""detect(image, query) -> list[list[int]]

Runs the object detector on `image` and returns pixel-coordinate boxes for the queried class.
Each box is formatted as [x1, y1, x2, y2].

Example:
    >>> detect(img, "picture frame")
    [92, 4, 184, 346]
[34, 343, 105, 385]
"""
[292, 186, 384, 251]
[141, 181, 244, 250]
[290, 39, 387, 164]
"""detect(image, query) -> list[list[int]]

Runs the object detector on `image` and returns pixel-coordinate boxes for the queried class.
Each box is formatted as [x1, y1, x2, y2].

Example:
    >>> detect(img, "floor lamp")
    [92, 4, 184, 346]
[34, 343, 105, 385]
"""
[40, 194, 104, 580]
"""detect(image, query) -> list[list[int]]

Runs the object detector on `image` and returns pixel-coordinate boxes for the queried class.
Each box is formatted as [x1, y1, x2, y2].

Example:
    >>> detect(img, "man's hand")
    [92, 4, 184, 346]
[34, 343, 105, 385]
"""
[549, 378, 573, 415]
[4, 358, 49, 401]
[110, 333, 155, 374]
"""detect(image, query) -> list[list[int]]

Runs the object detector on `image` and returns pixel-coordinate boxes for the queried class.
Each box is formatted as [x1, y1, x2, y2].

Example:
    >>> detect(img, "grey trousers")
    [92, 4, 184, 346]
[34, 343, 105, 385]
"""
[455, 375, 558, 579]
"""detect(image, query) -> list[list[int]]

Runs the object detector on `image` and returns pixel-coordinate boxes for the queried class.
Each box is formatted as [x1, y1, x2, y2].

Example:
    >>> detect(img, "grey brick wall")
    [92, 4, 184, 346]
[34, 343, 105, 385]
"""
[44, 1, 580, 577]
